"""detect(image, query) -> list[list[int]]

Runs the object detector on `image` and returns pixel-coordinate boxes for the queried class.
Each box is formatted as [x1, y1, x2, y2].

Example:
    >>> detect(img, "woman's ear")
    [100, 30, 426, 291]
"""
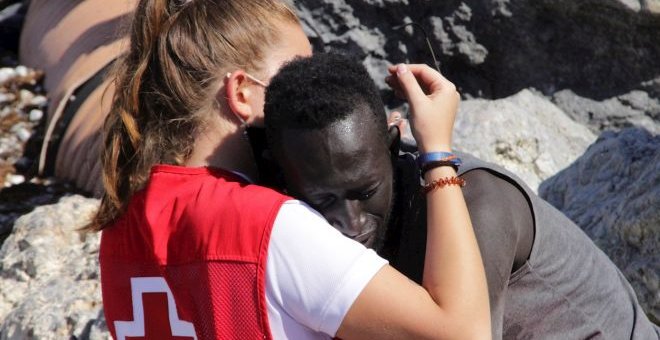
[223, 71, 255, 125]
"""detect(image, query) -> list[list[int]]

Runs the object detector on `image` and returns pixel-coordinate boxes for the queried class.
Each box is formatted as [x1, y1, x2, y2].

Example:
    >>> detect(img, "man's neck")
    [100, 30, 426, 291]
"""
[381, 155, 427, 284]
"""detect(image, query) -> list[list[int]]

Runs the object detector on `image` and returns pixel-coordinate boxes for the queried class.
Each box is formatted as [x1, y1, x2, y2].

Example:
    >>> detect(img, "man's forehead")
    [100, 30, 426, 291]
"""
[281, 115, 382, 159]
[278, 118, 387, 184]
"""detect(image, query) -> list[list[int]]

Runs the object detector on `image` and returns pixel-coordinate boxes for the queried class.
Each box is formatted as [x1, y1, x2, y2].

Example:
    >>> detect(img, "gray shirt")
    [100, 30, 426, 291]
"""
[387, 152, 659, 339]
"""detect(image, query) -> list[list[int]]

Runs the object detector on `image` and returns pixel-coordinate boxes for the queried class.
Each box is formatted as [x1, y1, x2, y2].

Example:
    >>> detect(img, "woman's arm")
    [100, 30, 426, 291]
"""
[335, 64, 490, 339]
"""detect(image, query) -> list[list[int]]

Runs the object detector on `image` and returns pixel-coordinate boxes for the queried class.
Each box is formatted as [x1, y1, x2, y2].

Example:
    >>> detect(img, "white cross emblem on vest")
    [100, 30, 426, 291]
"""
[114, 277, 198, 340]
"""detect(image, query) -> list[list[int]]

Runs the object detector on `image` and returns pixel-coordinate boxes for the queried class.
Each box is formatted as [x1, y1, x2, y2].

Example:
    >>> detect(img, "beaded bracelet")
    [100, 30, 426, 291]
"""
[422, 176, 466, 194]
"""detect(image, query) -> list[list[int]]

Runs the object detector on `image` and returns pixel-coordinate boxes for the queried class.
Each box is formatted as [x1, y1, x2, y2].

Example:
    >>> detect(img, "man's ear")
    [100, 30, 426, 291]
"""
[222, 71, 255, 125]
[387, 125, 401, 158]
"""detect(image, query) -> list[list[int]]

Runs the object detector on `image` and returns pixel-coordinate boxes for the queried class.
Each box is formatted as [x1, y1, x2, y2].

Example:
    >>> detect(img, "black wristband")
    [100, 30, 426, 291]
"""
[420, 160, 459, 178]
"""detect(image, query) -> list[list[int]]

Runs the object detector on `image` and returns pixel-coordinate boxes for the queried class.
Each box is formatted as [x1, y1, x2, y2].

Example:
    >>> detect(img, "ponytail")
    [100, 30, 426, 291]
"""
[87, 0, 299, 230]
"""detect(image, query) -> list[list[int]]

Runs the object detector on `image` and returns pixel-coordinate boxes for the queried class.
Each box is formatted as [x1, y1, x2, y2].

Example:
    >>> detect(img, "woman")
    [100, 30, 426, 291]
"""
[92, 0, 490, 339]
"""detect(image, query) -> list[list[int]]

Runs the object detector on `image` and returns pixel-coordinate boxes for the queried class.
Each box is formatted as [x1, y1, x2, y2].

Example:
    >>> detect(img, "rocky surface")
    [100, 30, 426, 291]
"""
[454, 89, 596, 191]
[0, 195, 107, 340]
[553, 89, 660, 135]
[295, 0, 660, 96]
[295, 0, 660, 134]
[540, 128, 660, 323]
[0, 0, 658, 338]
[0, 63, 46, 185]
[0, 60, 73, 249]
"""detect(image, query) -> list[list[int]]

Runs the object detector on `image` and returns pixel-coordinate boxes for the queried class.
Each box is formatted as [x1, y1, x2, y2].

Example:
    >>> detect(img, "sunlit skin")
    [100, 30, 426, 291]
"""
[248, 22, 313, 126]
[276, 109, 396, 249]
[187, 21, 311, 171]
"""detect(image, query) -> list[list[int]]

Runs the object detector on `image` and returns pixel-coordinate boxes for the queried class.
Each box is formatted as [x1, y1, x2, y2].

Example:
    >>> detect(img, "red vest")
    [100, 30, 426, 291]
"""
[100, 165, 289, 340]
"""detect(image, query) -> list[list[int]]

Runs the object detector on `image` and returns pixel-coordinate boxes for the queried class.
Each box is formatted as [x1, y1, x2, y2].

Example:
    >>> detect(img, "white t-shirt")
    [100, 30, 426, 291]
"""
[265, 200, 388, 339]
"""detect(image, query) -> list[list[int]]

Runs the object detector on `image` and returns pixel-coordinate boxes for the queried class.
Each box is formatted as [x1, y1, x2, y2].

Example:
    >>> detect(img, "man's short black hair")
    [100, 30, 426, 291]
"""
[264, 52, 387, 147]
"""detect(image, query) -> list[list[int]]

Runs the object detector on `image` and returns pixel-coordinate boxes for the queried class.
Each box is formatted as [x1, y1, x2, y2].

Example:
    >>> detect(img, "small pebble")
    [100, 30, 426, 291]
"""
[19, 89, 35, 103]
[29, 109, 43, 122]
[15, 65, 29, 78]
[0, 92, 16, 103]
[30, 95, 48, 107]
[0, 106, 12, 118]
[0, 67, 16, 84]
[16, 128, 32, 142]
[6, 174, 25, 186]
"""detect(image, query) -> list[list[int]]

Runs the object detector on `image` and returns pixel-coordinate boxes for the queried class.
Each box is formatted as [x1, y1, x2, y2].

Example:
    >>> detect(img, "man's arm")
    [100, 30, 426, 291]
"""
[460, 169, 535, 340]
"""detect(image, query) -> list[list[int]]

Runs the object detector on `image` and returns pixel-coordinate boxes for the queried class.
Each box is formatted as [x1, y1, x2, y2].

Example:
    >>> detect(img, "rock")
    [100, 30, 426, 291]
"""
[0, 195, 107, 339]
[293, 0, 660, 102]
[453, 89, 596, 191]
[0, 93, 14, 104]
[539, 128, 660, 323]
[435, 3, 488, 66]
[14, 65, 27, 78]
[27, 109, 42, 122]
[14, 126, 30, 142]
[553, 89, 660, 135]
[645, 0, 660, 14]
[29, 95, 46, 107]
[0, 68, 16, 85]
[17, 89, 33, 104]
[4, 173, 23, 186]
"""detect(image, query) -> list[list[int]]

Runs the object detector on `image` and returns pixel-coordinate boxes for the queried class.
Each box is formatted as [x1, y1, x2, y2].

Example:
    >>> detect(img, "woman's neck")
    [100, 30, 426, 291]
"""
[185, 121, 258, 182]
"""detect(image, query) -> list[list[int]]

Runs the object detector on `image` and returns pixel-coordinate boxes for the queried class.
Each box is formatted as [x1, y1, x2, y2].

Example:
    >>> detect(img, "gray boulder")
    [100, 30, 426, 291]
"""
[454, 89, 596, 191]
[0, 195, 108, 340]
[294, 0, 660, 101]
[553, 89, 660, 135]
[539, 128, 660, 323]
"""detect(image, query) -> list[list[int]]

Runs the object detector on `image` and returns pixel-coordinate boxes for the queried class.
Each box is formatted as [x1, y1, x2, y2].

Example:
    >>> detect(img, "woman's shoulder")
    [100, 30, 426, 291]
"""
[144, 165, 291, 230]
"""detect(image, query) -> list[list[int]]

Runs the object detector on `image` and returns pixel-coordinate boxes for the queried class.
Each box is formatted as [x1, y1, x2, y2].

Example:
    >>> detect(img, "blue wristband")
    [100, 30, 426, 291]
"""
[418, 152, 462, 177]
[417, 152, 462, 167]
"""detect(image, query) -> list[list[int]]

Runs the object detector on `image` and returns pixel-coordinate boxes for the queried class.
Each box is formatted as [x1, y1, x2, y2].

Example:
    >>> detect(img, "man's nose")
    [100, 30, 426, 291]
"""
[328, 199, 367, 237]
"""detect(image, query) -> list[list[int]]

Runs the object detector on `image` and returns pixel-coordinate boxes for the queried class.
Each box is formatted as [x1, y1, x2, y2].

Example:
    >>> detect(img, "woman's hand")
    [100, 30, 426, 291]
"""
[385, 64, 459, 153]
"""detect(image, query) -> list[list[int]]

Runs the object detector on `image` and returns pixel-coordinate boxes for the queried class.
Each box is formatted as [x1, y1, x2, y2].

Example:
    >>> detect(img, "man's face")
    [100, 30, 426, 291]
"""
[276, 112, 394, 250]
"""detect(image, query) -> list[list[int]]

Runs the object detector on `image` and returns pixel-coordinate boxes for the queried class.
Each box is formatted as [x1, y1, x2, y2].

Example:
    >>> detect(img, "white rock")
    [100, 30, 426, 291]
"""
[16, 128, 32, 142]
[0, 68, 16, 84]
[5, 174, 25, 186]
[14, 65, 29, 78]
[28, 109, 43, 122]
[18, 89, 34, 103]
[0, 92, 15, 103]
[30, 95, 48, 107]
[0, 106, 12, 118]
[0, 196, 103, 339]
[454, 89, 597, 191]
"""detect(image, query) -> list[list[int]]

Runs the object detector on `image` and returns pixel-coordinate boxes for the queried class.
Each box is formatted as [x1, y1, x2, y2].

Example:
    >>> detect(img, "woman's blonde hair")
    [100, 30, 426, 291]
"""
[88, 0, 299, 231]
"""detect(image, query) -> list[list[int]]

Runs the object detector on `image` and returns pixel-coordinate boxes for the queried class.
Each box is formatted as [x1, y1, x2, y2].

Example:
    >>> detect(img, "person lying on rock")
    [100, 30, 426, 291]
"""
[19, 0, 138, 194]
[263, 53, 660, 339]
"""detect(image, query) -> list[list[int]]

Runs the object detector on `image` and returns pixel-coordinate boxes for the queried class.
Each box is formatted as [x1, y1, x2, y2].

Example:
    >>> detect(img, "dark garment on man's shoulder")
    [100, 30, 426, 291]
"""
[387, 151, 659, 340]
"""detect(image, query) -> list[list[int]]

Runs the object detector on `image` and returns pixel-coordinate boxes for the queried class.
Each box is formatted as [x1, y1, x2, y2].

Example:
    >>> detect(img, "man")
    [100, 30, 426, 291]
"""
[263, 53, 659, 339]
